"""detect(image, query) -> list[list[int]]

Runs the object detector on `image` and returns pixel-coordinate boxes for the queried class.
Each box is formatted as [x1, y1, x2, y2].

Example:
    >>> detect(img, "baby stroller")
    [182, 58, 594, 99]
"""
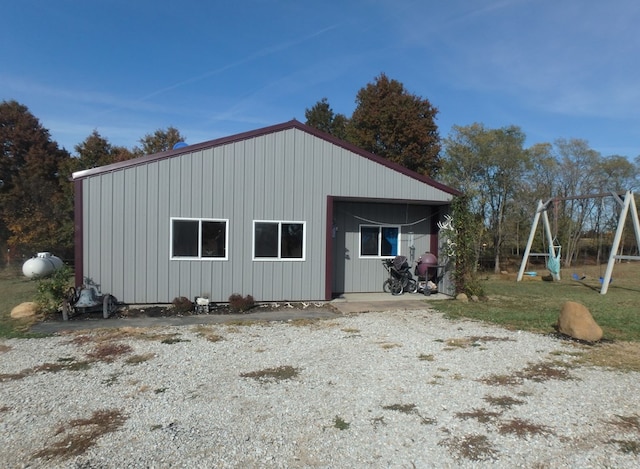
[382, 255, 417, 295]
[415, 252, 440, 295]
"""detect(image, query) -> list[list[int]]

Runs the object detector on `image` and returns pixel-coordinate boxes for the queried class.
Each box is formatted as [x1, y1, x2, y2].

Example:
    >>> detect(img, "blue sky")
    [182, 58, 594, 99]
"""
[2, 0, 639, 159]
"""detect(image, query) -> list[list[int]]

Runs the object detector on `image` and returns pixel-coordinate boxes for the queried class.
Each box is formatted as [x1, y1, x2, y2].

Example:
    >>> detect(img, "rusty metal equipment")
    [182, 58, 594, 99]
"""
[62, 279, 117, 321]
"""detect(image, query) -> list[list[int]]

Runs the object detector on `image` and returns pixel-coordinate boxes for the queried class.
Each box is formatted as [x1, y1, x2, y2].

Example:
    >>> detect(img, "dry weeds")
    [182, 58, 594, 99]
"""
[443, 335, 515, 350]
[32, 409, 127, 461]
[607, 414, 640, 432]
[439, 434, 498, 461]
[480, 360, 573, 386]
[608, 439, 640, 455]
[240, 365, 300, 382]
[382, 403, 436, 425]
[125, 353, 155, 365]
[483, 395, 526, 409]
[1, 358, 93, 382]
[33, 360, 92, 373]
[498, 418, 554, 437]
[192, 325, 225, 342]
[160, 337, 190, 344]
[380, 342, 402, 350]
[0, 343, 12, 353]
[66, 328, 182, 344]
[455, 408, 503, 424]
[575, 342, 640, 372]
[86, 343, 133, 362]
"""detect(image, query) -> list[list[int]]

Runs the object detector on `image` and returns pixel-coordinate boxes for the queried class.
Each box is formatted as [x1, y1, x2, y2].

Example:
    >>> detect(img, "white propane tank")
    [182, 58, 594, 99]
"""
[22, 252, 64, 278]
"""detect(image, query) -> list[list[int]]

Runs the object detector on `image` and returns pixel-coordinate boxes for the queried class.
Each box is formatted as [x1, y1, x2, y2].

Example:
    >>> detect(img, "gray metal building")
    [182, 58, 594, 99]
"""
[72, 120, 459, 304]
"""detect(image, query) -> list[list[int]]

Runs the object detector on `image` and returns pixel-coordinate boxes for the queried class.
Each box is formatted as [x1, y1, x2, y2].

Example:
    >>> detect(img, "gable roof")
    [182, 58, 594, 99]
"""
[72, 120, 460, 196]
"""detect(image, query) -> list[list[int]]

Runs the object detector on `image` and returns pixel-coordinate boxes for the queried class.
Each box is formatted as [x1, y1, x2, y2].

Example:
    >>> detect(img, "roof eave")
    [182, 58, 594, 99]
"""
[71, 120, 461, 197]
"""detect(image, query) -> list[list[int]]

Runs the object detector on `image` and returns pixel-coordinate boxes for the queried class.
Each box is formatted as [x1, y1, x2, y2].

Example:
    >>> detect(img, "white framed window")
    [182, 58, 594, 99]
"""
[359, 225, 400, 258]
[170, 218, 228, 260]
[253, 220, 306, 261]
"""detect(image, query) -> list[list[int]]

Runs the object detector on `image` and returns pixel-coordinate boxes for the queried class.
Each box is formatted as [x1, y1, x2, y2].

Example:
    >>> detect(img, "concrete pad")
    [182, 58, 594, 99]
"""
[330, 292, 450, 314]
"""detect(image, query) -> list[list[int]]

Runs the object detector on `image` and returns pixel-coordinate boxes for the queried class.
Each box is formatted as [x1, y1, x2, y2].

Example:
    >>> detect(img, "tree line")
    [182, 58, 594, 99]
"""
[1, 73, 639, 274]
[0, 100, 185, 264]
[305, 74, 640, 273]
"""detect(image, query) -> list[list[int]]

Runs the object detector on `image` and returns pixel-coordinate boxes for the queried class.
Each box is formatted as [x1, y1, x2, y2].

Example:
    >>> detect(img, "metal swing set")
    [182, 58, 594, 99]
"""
[517, 190, 640, 294]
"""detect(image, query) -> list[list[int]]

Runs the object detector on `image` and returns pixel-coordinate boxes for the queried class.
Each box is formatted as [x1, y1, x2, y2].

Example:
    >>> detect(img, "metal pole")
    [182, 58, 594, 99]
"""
[517, 200, 544, 281]
[601, 191, 631, 294]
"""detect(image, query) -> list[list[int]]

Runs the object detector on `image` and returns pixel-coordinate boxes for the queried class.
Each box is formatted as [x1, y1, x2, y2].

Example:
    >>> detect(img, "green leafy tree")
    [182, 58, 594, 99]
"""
[305, 98, 349, 140]
[347, 73, 441, 176]
[134, 126, 186, 155]
[552, 138, 603, 266]
[0, 100, 71, 261]
[442, 123, 530, 273]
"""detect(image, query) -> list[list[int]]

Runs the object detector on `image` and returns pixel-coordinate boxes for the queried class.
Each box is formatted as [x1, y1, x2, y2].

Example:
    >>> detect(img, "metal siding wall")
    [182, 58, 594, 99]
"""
[84, 178, 101, 285]
[134, 166, 147, 303]
[334, 201, 434, 293]
[111, 171, 125, 300]
[81, 127, 452, 303]
[122, 170, 137, 301]
[144, 164, 159, 302]
[156, 162, 171, 302]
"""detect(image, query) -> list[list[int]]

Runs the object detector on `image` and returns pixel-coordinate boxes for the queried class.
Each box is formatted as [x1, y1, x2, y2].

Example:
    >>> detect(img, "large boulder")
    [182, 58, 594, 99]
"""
[10, 302, 39, 319]
[557, 301, 603, 342]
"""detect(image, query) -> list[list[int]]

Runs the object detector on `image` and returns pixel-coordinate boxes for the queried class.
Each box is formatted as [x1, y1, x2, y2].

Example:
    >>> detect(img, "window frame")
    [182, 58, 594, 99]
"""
[170, 217, 229, 260]
[358, 224, 401, 258]
[252, 220, 306, 261]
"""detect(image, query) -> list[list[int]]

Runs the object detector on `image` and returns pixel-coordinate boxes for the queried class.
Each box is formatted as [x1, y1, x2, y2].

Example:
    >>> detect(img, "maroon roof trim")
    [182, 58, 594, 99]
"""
[72, 119, 460, 195]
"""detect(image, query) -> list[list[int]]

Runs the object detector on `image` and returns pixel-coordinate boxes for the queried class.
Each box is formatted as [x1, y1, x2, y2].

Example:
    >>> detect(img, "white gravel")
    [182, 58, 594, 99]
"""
[1, 309, 639, 468]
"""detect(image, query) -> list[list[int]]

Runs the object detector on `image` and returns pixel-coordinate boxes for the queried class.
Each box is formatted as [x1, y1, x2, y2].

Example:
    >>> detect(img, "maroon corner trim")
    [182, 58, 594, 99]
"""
[325, 196, 334, 301]
[73, 179, 83, 287]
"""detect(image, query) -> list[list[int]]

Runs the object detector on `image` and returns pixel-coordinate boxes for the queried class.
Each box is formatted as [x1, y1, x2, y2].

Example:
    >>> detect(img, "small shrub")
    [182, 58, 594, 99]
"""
[35, 265, 73, 314]
[228, 293, 255, 312]
[171, 296, 193, 314]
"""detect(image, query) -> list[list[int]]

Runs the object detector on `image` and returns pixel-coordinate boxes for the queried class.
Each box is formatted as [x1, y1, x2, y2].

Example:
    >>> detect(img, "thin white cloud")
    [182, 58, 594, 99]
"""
[134, 24, 340, 104]
[396, 0, 640, 119]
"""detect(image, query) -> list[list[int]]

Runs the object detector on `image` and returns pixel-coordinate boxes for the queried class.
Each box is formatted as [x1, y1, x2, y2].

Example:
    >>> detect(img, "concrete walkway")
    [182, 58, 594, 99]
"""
[29, 292, 450, 335]
[330, 291, 449, 314]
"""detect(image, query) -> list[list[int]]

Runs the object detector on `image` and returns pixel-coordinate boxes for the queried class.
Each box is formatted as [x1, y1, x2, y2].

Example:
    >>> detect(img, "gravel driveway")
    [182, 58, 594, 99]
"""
[1, 309, 639, 468]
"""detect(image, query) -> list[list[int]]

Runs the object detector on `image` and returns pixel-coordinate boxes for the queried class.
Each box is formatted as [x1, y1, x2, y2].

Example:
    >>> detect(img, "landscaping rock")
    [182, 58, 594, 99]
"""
[557, 301, 603, 342]
[10, 302, 39, 319]
[456, 293, 468, 303]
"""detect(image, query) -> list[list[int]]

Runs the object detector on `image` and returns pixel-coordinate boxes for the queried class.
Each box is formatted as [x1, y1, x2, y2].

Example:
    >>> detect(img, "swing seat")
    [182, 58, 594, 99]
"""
[546, 246, 561, 275]
[599, 277, 612, 284]
[571, 273, 586, 281]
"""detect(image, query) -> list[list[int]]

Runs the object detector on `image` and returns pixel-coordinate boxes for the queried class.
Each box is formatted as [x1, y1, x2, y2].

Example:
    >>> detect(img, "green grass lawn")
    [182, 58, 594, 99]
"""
[1, 262, 639, 342]
[433, 262, 640, 342]
[0, 267, 41, 338]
